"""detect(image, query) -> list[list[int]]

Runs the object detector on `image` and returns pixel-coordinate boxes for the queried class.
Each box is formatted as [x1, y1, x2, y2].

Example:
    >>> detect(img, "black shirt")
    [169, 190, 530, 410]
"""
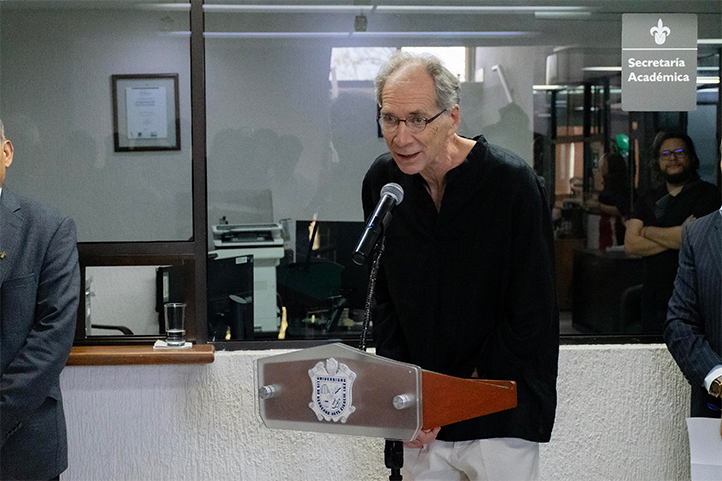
[630, 178, 720, 295]
[598, 182, 631, 218]
[362, 135, 559, 442]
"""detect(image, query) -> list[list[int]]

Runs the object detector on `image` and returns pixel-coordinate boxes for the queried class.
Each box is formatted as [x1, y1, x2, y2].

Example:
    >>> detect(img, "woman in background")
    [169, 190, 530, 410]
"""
[586, 152, 631, 250]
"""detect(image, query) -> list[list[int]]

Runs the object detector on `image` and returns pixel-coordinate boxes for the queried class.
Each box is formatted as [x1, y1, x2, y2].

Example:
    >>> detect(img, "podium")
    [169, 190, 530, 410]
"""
[255, 343, 517, 442]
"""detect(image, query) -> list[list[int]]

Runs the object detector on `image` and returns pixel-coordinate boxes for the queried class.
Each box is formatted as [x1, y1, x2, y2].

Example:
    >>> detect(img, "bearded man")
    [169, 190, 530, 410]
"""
[625, 132, 720, 333]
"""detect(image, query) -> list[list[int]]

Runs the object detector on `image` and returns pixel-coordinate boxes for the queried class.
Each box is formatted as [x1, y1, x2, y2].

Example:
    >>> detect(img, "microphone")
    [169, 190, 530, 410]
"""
[352, 183, 404, 265]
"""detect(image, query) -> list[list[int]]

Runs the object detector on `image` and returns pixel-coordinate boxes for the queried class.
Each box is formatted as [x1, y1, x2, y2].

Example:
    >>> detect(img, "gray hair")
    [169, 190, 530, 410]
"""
[375, 51, 461, 110]
[0, 118, 4, 143]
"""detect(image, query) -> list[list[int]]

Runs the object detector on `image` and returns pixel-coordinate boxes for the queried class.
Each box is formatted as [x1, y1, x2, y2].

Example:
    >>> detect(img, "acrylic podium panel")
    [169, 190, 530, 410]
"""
[255, 343, 423, 441]
[255, 343, 518, 442]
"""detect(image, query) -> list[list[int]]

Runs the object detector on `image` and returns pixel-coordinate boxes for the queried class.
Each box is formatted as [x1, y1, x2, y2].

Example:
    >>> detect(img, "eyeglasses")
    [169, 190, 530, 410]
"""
[660, 149, 687, 160]
[378, 109, 447, 134]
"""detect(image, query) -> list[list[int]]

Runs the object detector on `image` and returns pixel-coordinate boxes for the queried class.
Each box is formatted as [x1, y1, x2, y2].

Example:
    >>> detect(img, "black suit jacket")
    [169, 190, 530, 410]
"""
[664, 210, 722, 417]
[0, 190, 80, 480]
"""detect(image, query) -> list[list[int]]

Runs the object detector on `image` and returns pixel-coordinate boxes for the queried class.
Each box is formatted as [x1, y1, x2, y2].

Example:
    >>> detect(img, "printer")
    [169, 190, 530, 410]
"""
[210, 223, 285, 333]
[212, 223, 284, 249]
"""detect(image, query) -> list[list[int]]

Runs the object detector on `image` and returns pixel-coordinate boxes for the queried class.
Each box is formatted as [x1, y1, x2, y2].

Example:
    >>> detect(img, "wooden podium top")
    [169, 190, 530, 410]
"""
[422, 370, 517, 429]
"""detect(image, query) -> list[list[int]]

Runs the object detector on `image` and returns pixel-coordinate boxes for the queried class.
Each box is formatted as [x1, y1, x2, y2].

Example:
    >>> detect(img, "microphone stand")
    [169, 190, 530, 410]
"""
[358, 234, 384, 353]
[358, 235, 404, 481]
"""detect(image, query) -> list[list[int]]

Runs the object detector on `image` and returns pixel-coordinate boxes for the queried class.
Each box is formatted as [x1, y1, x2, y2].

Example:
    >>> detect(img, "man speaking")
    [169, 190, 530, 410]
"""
[361, 52, 559, 480]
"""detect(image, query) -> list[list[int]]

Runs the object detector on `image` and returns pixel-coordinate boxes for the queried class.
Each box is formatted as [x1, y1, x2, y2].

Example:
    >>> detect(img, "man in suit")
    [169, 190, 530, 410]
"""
[0, 119, 80, 480]
[363, 52, 558, 480]
[664, 139, 722, 439]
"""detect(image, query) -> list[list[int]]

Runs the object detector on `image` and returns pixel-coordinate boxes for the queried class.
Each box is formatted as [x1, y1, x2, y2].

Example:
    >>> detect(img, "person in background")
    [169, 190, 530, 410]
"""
[362, 52, 558, 481]
[0, 118, 80, 481]
[585, 152, 631, 250]
[664, 138, 722, 440]
[624, 132, 720, 333]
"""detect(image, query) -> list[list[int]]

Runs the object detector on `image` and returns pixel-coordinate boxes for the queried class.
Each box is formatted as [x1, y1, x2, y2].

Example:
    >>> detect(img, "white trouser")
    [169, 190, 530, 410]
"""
[401, 437, 539, 481]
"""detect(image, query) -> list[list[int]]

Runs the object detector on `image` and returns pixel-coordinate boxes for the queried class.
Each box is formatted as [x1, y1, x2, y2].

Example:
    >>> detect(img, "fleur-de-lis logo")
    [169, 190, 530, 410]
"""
[650, 19, 671, 45]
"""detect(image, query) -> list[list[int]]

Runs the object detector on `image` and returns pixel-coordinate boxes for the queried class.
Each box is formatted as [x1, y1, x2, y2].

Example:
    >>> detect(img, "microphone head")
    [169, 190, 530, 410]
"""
[380, 182, 404, 205]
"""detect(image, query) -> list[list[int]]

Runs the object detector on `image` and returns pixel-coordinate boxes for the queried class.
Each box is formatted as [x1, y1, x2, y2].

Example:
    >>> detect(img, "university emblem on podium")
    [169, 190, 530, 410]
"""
[308, 357, 356, 423]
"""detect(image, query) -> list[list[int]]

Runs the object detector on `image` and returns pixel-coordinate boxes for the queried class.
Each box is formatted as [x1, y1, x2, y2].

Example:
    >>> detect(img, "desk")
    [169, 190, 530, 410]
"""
[572, 249, 644, 333]
[554, 238, 586, 311]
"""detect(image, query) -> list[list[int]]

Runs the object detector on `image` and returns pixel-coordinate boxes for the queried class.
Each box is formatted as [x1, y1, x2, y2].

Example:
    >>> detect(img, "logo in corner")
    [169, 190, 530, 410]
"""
[650, 18, 671, 45]
[308, 357, 356, 423]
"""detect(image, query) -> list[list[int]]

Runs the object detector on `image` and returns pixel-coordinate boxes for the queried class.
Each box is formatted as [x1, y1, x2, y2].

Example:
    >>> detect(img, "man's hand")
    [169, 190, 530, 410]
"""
[404, 427, 441, 449]
[585, 198, 600, 212]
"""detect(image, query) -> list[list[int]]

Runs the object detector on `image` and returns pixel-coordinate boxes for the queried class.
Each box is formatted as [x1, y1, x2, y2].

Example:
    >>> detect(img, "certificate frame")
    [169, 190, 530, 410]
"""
[111, 73, 181, 152]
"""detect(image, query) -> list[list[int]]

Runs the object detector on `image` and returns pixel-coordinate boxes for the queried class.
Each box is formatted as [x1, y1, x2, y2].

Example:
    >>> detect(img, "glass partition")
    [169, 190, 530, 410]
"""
[4, 0, 719, 345]
[204, 1, 721, 343]
[0, 0, 198, 344]
[0, 0, 193, 242]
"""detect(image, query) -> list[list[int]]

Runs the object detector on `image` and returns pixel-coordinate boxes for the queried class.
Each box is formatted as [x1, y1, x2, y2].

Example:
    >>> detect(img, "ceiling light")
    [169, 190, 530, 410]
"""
[203, 5, 374, 13]
[204, 32, 350, 39]
[352, 31, 532, 39]
[533, 85, 564, 90]
[201, 31, 533, 39]
[376, 6, 591, 14]
[138, 3, 191, 11]
[534, 12, 592, 19]
[201, 4, 592, 15]
[582, 67, 622, 72]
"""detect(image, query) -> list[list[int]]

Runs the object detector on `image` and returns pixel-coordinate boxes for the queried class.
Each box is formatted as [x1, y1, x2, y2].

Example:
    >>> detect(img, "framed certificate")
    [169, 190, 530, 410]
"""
[111, 74, 180, 152]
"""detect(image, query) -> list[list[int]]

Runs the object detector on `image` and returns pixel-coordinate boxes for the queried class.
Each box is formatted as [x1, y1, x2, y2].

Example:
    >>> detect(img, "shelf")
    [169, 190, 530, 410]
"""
[68, 344, 215, 366]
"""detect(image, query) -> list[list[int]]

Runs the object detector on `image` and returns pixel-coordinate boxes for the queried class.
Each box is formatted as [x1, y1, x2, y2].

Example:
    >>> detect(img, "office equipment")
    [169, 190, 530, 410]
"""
[212, 223, 283, 249]
[207, 255, 254, 341]
[276, 220, 369, 338]
[292, 220, 367, 309]
[211, 222, 285, 333]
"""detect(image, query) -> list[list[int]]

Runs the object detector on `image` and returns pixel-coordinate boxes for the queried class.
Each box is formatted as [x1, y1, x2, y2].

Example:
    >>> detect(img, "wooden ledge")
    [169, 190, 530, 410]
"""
[68, 344, 215, 366]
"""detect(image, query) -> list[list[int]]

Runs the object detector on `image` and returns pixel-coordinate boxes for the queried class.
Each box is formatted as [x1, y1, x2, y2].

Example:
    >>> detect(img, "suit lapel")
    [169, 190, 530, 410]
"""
[0, 191, 23, 284]
[714, 213, 722, 330]
[712, 212, 722, 276]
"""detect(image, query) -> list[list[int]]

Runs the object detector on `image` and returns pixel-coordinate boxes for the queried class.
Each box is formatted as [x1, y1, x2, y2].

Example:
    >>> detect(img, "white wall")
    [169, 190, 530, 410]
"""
[61, 344, 692, 481]
[86, 266, 159, 336]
